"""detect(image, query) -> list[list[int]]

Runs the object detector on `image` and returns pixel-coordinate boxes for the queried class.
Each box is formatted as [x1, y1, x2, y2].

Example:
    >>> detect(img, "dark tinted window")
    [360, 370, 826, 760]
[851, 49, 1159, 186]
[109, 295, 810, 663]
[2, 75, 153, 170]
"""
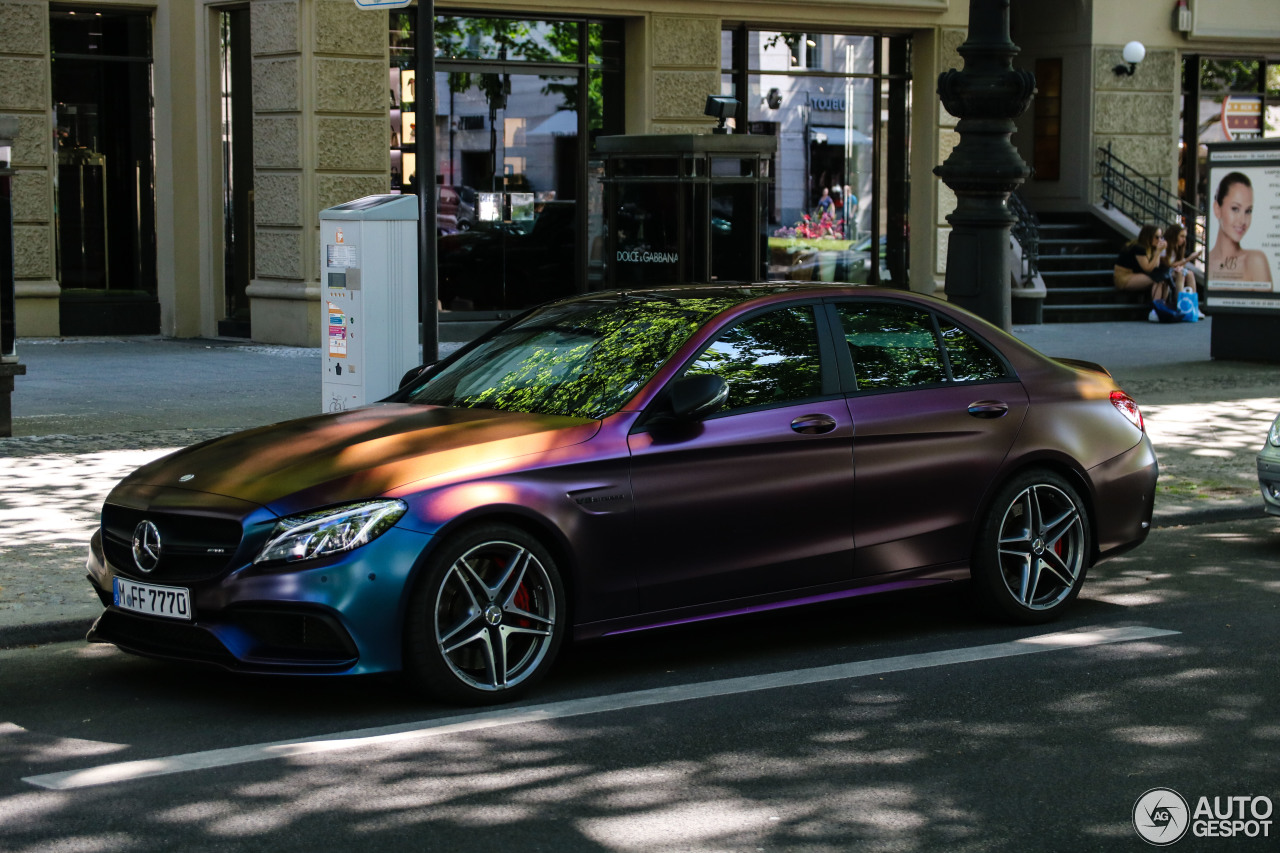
[938, 319, 1006, 382]
[683, 306, 822, 411]
[836, 303, 945, 391]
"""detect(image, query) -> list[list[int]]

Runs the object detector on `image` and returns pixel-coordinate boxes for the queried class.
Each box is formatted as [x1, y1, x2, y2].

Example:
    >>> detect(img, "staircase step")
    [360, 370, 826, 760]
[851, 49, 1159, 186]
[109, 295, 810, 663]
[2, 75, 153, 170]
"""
[1041, 270, 1116, 282]
[1042, 286, 1128, 296]
[1038, 253, 1117, 262]
[1023, 209, 1136, 324]
[1043, 305, 1149, 323]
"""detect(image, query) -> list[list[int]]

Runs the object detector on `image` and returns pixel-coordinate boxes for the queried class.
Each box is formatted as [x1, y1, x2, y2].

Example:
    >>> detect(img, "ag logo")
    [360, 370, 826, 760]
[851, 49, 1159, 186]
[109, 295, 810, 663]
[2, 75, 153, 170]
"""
[1134, 787, 1190, 845]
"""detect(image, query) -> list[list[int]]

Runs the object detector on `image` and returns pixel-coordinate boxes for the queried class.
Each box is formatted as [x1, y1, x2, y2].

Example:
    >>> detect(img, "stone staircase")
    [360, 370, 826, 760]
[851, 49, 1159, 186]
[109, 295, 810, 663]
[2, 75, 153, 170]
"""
[1036, 213, 1147, 323]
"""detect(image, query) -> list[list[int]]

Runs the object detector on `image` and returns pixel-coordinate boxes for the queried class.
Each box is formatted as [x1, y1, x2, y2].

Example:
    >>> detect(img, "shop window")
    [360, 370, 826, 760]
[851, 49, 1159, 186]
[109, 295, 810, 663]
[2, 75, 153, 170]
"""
[723, 29, 910, 287]
[391, 13, 624, 313]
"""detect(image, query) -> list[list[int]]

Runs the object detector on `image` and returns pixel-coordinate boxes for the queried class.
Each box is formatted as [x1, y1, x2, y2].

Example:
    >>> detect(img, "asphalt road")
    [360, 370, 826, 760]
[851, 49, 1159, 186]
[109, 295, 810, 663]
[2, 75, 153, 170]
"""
[1, 517, 1277, 852]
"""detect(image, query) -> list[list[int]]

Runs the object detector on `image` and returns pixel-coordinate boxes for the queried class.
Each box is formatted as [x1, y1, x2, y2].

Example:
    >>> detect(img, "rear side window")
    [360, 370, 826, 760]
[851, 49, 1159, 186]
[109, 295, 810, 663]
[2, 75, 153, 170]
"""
[938, 318, 1006, 382]
[683, 305, 823, 411]
[835, 303, 1006, 391]
[836, 303, 944, 391]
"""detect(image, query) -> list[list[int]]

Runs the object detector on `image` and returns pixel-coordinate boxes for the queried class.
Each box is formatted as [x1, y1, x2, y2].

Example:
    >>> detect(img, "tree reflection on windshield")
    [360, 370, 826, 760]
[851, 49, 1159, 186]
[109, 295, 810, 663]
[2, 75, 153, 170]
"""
[407, 295, 738, 418]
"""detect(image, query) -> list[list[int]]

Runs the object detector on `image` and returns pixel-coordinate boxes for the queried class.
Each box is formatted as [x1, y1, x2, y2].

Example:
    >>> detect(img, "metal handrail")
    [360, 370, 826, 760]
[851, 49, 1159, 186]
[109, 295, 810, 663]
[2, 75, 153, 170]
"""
[1007, 190, 1039, 280]
[1098, 142, 1206, 250]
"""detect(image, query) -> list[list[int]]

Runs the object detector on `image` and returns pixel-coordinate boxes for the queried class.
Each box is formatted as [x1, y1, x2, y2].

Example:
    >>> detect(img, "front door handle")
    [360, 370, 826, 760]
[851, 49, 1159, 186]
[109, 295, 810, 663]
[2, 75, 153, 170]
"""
[791, 414, 838, 434]
[967, 400, 1009, 419]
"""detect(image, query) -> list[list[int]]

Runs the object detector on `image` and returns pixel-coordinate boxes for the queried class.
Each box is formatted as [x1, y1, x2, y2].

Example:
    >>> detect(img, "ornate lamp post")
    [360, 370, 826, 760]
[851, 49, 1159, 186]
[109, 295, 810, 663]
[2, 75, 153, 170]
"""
[935, 0, 1035, 330]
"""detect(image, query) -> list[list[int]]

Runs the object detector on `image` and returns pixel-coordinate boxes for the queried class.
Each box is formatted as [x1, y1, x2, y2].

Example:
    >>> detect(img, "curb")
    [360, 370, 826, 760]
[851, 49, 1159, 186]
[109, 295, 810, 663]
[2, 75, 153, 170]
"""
[1152, 504, 1266, 528]
[0, 618, 94, 651]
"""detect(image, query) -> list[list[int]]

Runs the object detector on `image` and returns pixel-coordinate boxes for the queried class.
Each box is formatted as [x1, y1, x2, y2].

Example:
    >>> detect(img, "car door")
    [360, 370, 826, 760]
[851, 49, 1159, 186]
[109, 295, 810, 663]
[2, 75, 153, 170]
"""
[627, 303, 856, 612]
[831, 300, 1029, 576]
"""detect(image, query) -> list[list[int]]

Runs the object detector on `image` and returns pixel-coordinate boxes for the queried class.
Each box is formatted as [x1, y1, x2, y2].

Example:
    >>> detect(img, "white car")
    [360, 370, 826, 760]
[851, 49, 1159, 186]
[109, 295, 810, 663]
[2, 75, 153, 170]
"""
[1259, 414, 1280, 517]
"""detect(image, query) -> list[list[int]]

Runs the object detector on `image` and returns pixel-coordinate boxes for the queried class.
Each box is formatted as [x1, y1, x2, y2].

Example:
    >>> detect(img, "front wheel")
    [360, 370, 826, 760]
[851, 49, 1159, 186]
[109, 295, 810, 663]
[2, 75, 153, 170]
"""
[404, 523, 565, 705]
[971, 470, 1091, 624]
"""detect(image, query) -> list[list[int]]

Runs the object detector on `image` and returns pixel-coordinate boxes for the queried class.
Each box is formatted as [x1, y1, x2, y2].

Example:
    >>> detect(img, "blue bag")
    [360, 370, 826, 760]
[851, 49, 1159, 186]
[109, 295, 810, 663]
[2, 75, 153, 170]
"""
[1177, 290, 1199, 322]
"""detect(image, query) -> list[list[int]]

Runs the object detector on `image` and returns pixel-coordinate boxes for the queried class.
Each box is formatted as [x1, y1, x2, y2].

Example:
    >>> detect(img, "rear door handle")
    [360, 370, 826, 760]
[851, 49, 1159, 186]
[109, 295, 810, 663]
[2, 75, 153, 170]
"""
[791, 414, 838, 434]
[967, 400, 1009, 419]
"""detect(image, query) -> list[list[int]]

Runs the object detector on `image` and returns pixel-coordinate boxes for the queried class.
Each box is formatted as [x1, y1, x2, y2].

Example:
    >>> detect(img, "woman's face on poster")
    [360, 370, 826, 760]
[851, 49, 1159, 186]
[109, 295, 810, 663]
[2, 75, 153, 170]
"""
[1214, 181, 1254, 245]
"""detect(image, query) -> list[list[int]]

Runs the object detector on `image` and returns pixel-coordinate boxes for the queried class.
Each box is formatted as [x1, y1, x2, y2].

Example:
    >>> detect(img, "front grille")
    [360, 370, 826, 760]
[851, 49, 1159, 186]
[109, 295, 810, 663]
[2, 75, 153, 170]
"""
[102, 503, 243, 581]
[90, 607, 359, 671]
[90, 609, 234, 663]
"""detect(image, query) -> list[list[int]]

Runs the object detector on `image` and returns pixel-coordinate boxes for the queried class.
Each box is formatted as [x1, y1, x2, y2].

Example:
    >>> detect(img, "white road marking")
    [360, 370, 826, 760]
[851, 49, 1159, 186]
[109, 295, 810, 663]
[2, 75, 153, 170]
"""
[23, 625, 1178, 791]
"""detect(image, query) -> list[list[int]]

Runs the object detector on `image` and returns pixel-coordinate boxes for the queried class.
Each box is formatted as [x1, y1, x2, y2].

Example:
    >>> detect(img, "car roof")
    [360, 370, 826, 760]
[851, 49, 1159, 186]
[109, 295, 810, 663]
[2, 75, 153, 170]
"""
[555, 282, 888, 307]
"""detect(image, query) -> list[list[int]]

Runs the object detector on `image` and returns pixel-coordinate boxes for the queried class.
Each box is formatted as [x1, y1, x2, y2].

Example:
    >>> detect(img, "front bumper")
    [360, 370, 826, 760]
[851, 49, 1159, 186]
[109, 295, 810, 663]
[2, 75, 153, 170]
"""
[86, 525, 433, 675]
[1259, 448, 1280, 518]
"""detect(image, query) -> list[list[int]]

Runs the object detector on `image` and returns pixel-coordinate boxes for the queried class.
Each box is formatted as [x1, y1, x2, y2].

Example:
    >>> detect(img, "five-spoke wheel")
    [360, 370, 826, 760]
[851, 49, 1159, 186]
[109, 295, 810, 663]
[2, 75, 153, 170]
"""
[405, 524, 565, 704]
[972, 470, 1091, 623]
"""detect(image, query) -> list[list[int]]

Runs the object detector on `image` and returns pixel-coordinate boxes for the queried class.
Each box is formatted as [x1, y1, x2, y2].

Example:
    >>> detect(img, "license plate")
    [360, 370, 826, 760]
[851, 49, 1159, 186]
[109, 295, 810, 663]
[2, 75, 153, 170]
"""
[113, 577, 192, 621]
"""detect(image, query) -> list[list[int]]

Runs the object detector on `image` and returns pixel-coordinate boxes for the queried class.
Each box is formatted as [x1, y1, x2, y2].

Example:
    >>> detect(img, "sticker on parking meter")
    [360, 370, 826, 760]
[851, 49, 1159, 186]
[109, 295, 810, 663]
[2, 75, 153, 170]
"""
[326, 243, 360, 269]
[328, 303, 347, 358]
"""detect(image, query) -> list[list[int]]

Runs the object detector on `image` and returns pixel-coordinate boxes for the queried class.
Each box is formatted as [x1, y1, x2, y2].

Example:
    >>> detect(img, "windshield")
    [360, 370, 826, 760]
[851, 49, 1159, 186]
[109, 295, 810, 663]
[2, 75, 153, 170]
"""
[405, 295, 739, 418]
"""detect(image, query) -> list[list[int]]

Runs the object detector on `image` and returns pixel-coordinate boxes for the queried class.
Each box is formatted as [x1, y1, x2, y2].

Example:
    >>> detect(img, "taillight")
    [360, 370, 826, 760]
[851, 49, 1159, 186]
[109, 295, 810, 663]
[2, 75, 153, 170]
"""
[1110, 390, 1144, 432]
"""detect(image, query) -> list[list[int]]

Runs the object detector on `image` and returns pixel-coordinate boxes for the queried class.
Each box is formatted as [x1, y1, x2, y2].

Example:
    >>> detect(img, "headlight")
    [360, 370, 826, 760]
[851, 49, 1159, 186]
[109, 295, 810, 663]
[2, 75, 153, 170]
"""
[1270, 415, 1280, 448]
[255, 499, 407, 564]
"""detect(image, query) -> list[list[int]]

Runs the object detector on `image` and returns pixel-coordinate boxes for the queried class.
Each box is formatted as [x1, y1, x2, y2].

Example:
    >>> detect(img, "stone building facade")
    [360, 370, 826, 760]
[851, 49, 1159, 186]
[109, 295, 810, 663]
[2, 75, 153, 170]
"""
[1, 0, 1277, 344]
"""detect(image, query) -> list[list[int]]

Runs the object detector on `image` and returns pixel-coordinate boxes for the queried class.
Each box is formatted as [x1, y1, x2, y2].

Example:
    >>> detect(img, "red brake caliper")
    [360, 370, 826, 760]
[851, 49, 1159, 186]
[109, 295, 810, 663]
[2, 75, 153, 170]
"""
[513, 583, 533, 628]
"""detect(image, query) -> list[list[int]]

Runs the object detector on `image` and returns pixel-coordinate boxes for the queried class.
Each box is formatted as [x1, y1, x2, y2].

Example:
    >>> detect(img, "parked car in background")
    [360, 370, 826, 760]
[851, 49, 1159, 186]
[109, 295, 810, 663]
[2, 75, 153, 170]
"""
[85, 284, 1157, 706]
[1259, 413, 1280, 516]
[437, 185, 476, 232]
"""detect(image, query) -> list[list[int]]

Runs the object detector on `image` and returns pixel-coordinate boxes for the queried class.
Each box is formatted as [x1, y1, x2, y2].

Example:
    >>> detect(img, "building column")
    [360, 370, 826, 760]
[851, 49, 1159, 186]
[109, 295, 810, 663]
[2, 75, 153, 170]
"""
[648, 15, 722, 135]
[0, 0, 58, 337]
[247, 0, 387, 347]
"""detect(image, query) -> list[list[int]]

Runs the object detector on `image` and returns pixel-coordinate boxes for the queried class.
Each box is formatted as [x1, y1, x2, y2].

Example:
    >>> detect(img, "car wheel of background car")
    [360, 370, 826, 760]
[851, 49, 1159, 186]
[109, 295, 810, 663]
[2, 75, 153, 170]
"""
[971, 469, 1090, 624]
[404, 523, 565, 705]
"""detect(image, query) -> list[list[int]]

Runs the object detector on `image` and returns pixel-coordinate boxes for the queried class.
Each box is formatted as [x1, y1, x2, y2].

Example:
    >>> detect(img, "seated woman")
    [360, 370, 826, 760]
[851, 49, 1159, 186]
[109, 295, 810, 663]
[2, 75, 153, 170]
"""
[1114, 224, 1172, 302]
[1162, 223, 1202, 294]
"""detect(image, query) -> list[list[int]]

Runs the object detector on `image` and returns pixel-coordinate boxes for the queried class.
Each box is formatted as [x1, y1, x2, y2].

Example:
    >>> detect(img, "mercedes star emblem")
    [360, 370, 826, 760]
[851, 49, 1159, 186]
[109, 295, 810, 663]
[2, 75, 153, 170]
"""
[132, 520, 162, 573]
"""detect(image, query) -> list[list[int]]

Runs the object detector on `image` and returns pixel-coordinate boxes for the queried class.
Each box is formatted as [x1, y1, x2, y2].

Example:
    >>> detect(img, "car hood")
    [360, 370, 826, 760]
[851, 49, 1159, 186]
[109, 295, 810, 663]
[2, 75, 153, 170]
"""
[118, 404, 600, 515]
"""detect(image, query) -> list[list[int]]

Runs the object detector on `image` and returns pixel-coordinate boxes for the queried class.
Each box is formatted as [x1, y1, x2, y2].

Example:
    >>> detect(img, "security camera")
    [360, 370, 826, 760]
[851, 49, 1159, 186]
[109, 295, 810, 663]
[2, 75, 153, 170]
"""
[704, 95, 740, 133]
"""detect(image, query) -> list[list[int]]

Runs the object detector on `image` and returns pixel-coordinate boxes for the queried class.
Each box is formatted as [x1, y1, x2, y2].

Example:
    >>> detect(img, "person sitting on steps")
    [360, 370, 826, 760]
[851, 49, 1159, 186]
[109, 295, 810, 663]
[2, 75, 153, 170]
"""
[1114, 224, 1173, 304]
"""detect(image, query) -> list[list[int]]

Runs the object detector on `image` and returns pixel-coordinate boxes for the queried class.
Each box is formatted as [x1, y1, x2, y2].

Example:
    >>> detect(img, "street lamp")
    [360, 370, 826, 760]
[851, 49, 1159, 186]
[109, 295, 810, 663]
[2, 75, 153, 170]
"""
[934, 0, 1035, 330]
[1113, 41, 1146, 76]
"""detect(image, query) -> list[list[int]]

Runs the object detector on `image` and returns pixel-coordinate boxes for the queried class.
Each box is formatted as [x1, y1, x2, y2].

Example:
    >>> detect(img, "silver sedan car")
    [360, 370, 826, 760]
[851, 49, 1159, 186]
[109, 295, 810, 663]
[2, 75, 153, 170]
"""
[1259, 414, 1280, 517]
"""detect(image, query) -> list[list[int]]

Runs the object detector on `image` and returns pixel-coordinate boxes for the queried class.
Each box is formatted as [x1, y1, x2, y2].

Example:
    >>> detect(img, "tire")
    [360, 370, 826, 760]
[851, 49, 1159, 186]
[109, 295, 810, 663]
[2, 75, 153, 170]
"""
[971, 469, 1091, 624]
[404, 523, 565, 705]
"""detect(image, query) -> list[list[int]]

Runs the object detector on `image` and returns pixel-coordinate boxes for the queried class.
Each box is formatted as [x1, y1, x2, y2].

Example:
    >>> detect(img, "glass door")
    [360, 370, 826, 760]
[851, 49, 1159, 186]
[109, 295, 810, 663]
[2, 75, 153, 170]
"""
[50, 5, 158, 334]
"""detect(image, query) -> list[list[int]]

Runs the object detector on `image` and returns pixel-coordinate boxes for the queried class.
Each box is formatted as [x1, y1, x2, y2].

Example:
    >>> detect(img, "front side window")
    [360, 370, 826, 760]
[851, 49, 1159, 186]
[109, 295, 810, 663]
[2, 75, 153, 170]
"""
[682, 306, 822, 412]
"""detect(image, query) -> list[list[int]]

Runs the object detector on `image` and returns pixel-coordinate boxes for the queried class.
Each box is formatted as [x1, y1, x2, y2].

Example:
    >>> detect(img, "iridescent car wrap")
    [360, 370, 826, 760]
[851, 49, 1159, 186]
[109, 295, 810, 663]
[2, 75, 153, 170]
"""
[85, 285, 1157, 704]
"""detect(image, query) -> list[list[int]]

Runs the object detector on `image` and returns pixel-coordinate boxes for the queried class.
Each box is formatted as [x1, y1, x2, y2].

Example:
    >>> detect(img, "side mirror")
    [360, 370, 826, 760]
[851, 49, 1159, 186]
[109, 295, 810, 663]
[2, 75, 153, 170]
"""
[398, 363, 436, 389]
[668, 374, 728, 421]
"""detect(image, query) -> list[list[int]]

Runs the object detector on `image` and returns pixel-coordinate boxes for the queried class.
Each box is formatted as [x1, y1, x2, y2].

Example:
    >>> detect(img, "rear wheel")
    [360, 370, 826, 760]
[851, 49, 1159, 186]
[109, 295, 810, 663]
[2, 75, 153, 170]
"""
[972, 470, 1090, 624]
[405, 523, 565, 704]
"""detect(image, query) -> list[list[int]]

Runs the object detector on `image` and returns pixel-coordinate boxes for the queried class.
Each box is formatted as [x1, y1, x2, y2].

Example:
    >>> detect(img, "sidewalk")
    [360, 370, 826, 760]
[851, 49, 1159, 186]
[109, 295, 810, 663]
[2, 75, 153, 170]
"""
[1, 320, 1275, 649]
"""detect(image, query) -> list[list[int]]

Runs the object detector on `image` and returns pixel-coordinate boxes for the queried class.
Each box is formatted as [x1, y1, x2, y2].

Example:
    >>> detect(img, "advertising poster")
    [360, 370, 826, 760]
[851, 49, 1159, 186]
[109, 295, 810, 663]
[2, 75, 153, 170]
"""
[1205, 142, 1280, 312]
